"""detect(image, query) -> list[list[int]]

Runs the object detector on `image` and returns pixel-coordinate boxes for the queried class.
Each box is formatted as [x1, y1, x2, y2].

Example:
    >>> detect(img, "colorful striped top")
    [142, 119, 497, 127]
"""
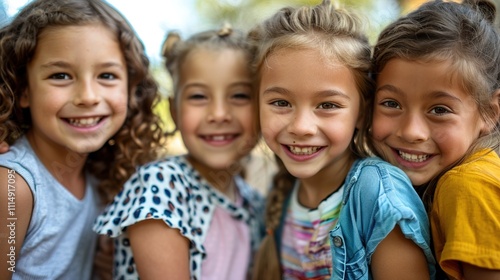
[281, 183, 344, 279]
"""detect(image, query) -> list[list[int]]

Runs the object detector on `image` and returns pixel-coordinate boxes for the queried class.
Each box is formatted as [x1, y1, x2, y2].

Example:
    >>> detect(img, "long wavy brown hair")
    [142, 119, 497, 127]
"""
[0, 0, 165, 203]
[372, 0, 500, 210]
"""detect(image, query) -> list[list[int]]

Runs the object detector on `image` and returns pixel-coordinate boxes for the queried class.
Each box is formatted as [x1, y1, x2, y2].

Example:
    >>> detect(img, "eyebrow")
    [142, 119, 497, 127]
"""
[376, 84, 462, 103]
[262, 86, 351, 99]
[41, 61, 125, 70]
[376, 84, 402, 95]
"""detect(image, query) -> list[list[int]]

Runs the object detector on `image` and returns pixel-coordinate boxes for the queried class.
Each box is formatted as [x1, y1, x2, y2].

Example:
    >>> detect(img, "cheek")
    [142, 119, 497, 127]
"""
[260, 121, 273, 144]
[371, 121, 387, 141]
[432, 129, 452, 145]
[115, 100, 129, 115]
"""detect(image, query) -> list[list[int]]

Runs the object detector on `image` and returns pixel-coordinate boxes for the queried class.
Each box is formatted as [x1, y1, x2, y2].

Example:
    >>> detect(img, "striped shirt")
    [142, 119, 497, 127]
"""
[281, 183, 344, 279]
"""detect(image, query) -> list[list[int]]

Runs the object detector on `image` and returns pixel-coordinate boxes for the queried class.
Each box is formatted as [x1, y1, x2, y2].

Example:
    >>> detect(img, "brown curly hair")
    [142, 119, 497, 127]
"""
[0, 0, 165, 203]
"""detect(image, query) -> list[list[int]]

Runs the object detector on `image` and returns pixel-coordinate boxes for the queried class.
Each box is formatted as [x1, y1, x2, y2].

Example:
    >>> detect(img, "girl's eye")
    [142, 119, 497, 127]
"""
[271, 100, 290, 107]
[50, 73, 71, 80]
[318, 102, 338, 109]
[188, 93, 206, 100]
[430, 106, 451, 115]
[232, 92, 251, 100]
[99, 73, 116, 80]
[381, 100, 400, 109]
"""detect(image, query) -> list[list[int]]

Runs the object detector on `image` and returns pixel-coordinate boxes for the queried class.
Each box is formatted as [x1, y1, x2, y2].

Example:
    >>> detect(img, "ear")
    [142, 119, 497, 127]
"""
[20, 89, 30, 108]
[480, 89, 500, 134]
[168, 96, 178, 128]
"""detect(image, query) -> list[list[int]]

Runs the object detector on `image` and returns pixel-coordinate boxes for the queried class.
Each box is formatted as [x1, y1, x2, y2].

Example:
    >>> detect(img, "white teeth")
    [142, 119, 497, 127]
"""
[289, 146, 320, 155]
[68, 117, 101, 127]
[207, 135, 233, 141]
[398, 150, 429, 162]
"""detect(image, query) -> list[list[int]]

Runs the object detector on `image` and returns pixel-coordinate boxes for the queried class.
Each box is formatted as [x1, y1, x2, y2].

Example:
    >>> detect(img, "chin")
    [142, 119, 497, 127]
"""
[70, 142, 106, 155]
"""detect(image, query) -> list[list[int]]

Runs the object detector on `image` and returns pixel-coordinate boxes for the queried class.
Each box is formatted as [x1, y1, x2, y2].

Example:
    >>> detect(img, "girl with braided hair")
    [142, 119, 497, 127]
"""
[250, 1, 436, 279]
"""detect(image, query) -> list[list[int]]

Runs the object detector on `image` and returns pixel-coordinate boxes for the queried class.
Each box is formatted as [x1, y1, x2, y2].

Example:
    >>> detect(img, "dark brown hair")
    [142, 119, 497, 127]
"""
[372, 0, 500, 208]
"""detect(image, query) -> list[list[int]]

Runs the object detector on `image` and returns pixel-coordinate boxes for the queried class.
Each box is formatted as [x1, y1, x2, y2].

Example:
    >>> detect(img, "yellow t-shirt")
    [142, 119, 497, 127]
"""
[431, 149, 500, 280]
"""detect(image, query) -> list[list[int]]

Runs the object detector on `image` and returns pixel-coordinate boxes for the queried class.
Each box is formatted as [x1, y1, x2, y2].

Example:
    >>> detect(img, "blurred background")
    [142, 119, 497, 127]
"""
[1, 0, 497, 192]
[0, 0, 452, 99]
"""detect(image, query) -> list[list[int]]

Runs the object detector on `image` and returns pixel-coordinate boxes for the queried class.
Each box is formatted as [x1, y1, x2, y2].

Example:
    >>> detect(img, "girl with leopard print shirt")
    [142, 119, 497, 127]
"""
[94, 25, 265, 279]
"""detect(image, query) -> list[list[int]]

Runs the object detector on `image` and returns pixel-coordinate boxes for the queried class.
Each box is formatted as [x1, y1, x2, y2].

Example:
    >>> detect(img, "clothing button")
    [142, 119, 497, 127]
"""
[333, 236, 343, 247]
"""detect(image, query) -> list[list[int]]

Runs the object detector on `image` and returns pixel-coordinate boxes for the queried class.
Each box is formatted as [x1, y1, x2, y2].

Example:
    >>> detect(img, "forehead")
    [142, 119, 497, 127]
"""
[179, 48, 251, 81]
[378, 59, 459, 89]
[376, 58, 478, 104]
[261, 48, 360, 97]
[34, 24, 118, 55]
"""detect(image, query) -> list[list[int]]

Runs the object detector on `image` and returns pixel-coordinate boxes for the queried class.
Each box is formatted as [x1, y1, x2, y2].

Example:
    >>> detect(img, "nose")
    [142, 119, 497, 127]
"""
[73, 80, 101, 106]
[207, 97, 232, 123]
[397, 112, 429, 143]
[287, 108, 317, 136]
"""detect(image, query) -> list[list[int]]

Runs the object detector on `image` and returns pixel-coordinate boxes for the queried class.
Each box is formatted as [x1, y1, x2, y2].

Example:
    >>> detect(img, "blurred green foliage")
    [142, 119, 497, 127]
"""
[195, 0, 388, 41]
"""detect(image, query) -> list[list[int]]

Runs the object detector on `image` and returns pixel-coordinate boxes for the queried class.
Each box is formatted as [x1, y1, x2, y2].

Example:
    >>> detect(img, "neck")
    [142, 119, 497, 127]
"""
[298, 155, 354, 208]
[26, 132, 87, 199]
[187, 156, 241, 201]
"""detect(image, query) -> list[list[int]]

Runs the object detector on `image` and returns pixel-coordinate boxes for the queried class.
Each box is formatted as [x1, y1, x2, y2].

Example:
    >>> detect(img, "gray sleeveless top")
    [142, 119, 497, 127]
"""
[0, 136, 100, 280]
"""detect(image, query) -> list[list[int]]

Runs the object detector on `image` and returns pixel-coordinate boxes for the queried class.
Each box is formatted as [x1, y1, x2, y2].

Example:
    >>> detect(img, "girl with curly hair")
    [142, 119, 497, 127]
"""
[0, 0, 163, 278]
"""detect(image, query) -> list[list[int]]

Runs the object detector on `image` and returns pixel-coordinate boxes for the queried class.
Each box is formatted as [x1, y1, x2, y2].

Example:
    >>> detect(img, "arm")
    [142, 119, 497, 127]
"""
[463, 263, 500, 280]
[128, 219, 190, 280]
[371, 225, 430, 280]
[93, 235, 114, 280]
[0, 167, 33, 279]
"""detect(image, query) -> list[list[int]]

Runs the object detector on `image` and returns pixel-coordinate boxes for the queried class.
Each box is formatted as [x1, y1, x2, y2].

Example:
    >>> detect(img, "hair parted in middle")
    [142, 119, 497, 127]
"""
[161, 23, 254, 99]
[372, 0, 500, 208]
[248, 1, 374, 278]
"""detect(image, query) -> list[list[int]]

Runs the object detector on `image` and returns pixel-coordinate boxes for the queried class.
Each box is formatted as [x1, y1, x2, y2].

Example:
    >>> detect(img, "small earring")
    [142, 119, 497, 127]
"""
[108, 139, 115, 146]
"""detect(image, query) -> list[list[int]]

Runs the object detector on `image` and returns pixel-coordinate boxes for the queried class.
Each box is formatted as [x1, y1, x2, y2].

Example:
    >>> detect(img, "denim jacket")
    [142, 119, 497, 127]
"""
[275, 157, 436, 279]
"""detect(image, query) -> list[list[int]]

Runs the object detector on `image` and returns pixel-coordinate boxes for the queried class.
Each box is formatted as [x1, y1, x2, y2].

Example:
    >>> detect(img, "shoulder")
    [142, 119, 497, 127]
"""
[0, 167, 33, 208]
[345, 157, 426, 221]
[0, 167, 34, 248]
[440, 150, 500, 190]
[347, 157, 413, 198]
[137, 156, 191, 178]
[0, 139, 39, 192]
[436, 152, 500, 205]
[94, 156, 206, 236]
[116, 155, 200, 206]
[130, 155, 197, 191]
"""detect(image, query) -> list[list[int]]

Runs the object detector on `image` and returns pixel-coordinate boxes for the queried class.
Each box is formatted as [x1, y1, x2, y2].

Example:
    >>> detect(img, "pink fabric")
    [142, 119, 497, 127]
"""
[201, 196, 251, 280]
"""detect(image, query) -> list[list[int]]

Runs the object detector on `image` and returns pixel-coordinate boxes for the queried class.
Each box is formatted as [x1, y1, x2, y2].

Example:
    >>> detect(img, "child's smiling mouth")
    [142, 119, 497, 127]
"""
[288, 145, 323, 155]
[66, 117, 103, 127]
[398, 150, 430, 163]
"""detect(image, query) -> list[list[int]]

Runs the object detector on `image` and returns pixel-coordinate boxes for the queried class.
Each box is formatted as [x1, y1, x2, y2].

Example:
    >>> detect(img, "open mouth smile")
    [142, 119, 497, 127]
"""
[397, 150, 430, 162]
[201, 134, 237, 141]
[288, 145, 322, 155]
[66, 117, 103, 127]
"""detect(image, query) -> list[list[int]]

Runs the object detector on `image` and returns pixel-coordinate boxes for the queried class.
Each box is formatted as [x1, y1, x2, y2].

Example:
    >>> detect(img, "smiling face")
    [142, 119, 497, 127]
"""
[372, 58, 486, 186]
[22, 24, 128, 161]
[171, 48, 258, 179]
[259, 48, 361, 181]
